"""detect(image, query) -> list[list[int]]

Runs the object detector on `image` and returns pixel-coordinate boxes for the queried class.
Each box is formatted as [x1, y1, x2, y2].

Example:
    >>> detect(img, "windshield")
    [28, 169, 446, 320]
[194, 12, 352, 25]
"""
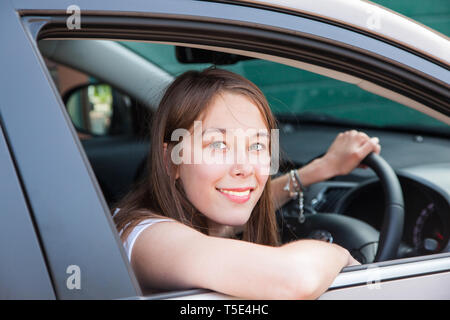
[119, 41, 449, 135]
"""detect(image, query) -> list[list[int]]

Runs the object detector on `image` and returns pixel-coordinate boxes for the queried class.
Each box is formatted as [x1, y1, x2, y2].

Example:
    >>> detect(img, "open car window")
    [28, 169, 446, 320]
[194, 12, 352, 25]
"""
[30, 5, 449, 298]
[39, 38, 450, 298]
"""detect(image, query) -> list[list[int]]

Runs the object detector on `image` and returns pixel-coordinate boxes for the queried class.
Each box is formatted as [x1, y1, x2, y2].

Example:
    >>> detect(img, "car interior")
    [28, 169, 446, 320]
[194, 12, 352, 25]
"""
[38, 39, 450, 268]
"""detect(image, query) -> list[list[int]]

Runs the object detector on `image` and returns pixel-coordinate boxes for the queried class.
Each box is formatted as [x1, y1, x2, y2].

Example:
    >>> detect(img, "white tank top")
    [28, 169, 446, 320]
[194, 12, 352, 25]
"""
[113, 208, 173, 262]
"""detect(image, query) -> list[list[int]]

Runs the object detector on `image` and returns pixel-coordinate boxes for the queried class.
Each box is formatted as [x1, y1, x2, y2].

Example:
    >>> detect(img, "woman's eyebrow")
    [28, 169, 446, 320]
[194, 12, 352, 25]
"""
[202, 128, 269, 138]
[255, 131, 270, 138]
[202, 128, 226, 136]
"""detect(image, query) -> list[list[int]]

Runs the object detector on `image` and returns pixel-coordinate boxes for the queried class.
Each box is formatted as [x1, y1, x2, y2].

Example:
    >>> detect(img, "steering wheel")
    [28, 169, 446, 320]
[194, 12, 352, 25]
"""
[297, 153, 404, 263]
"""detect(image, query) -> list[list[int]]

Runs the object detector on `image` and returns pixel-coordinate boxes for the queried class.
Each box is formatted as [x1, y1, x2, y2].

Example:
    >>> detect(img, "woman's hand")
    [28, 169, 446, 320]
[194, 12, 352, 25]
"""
[347, 253, 362, 266]
[321, 130, 381, 176]
[271, 130, 381, 209]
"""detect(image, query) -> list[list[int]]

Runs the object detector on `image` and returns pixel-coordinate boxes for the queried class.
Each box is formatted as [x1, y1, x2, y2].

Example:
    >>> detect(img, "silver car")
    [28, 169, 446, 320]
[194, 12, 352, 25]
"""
[0, 0, 448, 300]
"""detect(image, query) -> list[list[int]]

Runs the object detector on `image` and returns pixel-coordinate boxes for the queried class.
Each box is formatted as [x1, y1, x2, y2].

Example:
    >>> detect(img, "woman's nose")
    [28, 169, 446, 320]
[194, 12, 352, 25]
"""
[229, 139, 254, 177]
[230, 161, 254, 178]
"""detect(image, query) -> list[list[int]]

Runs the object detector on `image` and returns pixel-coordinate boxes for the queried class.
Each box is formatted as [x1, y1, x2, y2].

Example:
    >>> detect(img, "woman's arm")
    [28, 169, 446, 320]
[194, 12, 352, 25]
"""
[131, 221, 355, 299]
[272, 130, 381, 209]
[272, 156, 333, 209]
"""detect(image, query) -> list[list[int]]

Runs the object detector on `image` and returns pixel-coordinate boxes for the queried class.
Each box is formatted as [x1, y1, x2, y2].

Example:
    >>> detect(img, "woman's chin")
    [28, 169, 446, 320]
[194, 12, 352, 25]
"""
[209, 211, 251, 227]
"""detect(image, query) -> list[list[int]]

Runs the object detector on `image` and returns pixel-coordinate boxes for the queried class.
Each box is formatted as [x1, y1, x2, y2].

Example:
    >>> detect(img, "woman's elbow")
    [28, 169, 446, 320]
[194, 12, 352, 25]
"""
[289, 272, 323, 300]
[273, 267, 323, 300]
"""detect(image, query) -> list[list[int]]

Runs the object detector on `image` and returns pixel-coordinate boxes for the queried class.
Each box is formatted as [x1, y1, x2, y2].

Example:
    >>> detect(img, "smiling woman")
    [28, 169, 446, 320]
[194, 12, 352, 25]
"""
[111, 67, 374, 299]
[114, 67, 281, 249]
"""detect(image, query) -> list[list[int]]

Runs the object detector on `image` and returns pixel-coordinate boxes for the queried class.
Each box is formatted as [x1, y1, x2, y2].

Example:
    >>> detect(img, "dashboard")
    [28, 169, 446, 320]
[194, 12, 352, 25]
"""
[278, 122, 450, 258]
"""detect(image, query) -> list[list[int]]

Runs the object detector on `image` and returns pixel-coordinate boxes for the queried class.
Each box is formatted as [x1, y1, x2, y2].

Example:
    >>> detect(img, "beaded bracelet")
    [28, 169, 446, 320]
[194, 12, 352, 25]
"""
[293, 170, 307, 223]
[283, 169, 307, 223]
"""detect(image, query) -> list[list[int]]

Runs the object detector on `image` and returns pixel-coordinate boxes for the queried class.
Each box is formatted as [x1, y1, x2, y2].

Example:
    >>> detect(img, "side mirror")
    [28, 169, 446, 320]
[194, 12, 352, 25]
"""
[63, 83, 132, 137]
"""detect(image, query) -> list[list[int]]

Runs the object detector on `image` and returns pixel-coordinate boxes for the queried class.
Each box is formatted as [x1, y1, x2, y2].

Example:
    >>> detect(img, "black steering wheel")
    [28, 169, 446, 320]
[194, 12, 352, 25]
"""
[295, 153, 404, 263]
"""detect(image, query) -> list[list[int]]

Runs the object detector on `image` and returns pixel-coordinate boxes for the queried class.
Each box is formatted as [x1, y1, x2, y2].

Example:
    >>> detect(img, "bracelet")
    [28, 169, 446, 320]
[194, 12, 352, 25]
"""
[293, 170, 307, 193]
[293, 170, 307, 223]
[283, 169, 307, 223]
[283, 169, 307, 196]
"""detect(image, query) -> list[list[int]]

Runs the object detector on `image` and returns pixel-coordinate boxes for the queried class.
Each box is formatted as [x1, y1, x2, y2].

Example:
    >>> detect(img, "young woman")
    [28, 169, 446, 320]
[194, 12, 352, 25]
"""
[113, 67, 381, 299]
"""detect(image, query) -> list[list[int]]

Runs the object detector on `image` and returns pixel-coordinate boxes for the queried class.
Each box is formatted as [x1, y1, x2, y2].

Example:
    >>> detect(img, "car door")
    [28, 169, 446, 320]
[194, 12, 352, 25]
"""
[0, 121, 55, 299]
[0, 0, 142, 299]
[2, 0, 449, 299]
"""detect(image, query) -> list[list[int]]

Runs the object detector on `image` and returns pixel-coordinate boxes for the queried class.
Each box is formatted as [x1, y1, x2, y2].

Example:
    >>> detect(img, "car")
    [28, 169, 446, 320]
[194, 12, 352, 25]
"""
[0, 0, 449, 300]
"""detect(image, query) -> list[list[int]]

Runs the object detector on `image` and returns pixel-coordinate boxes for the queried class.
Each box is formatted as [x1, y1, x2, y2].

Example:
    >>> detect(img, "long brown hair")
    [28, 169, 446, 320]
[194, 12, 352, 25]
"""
[113, 67, 280, 246]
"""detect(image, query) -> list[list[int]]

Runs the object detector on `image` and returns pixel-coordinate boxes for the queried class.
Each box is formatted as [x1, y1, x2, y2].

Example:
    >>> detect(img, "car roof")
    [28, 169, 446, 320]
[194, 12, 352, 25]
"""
[231, 0, 450, 65]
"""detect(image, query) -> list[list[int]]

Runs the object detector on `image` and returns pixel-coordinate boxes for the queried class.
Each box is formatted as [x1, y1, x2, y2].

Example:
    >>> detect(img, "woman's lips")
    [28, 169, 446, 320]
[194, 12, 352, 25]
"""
[216, 187, 253, 204]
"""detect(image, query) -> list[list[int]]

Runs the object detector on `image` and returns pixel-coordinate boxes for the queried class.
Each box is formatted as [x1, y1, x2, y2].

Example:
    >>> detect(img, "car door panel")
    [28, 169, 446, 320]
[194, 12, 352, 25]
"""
[0, 0, 141, 299]
[0, 121, 55, 299]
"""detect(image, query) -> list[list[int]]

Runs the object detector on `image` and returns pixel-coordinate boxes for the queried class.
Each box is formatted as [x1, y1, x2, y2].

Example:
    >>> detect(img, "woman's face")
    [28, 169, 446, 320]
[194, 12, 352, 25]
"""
[176, 91, 271, 231]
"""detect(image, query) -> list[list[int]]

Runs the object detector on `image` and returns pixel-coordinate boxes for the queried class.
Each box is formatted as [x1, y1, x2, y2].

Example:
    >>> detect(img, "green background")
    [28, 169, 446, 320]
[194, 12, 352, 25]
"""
[119, 0, 449, 131]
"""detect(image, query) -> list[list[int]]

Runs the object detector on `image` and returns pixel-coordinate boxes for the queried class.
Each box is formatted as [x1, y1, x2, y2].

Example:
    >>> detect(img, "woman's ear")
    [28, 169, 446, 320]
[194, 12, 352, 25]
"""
[163, 143, 180, 179]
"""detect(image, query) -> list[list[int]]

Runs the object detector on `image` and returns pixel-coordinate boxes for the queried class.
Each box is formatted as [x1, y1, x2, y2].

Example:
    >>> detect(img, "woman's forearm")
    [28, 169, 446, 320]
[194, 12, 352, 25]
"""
[200, 236, 351, 300]
[272, 130, 381, 210]
[272, 157, 335, 209]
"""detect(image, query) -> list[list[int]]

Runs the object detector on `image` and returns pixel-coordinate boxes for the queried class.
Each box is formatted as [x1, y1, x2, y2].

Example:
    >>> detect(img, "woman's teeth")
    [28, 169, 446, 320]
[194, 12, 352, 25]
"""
[219, 189, 251, 196]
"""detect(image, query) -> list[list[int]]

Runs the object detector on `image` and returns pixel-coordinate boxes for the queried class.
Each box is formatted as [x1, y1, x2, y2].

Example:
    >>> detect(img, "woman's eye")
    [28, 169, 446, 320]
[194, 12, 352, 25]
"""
[249, 142, 266, 151]
[209, 141, 227, 150]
